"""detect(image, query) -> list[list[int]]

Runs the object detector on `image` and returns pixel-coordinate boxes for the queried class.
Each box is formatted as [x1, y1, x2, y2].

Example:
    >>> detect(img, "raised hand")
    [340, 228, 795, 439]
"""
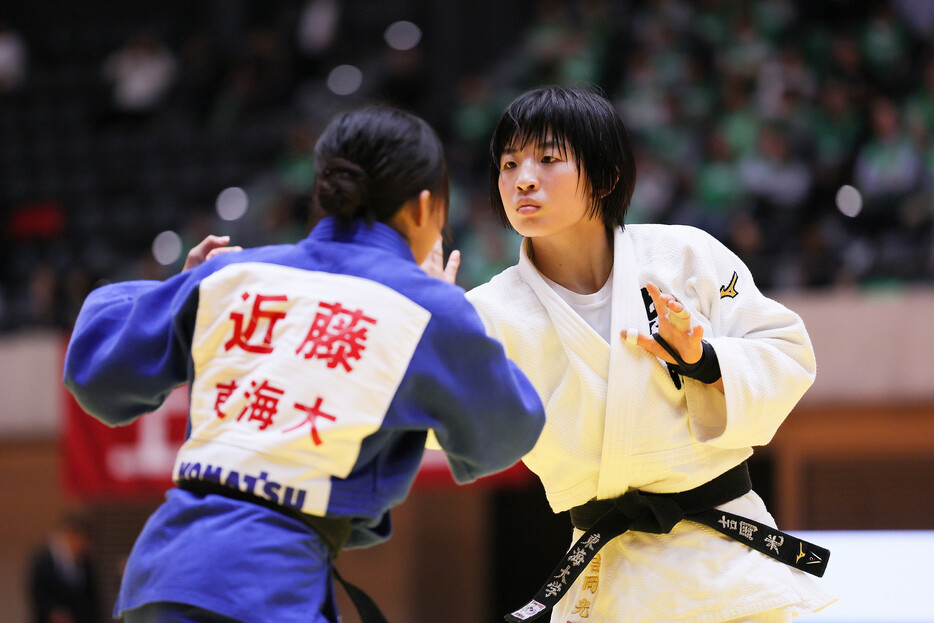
[183, 235, 243, 272]
[621, 281, 703, 366]
[419, 236, 461, 284]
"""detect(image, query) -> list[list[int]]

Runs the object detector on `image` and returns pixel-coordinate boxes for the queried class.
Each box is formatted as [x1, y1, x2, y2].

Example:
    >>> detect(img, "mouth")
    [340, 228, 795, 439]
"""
[516, 201, 540, 215]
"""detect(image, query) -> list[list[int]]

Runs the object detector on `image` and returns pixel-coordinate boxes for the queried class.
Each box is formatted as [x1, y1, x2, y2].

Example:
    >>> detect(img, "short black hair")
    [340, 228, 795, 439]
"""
[489, 85, 636, 231]
[313, 105, 449, 225]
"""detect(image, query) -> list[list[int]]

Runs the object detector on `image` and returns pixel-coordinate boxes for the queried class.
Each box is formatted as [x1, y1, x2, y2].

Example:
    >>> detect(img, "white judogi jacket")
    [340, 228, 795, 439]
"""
[467, 224, 835, 622]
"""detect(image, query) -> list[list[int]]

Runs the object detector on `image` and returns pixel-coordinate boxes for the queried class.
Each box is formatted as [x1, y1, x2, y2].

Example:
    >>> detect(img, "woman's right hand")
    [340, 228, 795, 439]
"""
[183, 235, 242, 272]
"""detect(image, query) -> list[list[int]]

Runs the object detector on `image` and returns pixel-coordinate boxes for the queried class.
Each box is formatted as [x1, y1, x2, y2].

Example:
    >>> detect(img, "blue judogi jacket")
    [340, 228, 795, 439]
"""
[64, 217, 545, 623]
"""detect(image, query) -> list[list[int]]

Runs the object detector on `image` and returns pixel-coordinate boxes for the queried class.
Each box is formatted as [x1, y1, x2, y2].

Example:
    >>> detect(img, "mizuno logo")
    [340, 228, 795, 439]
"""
[720, 272, 739, 298]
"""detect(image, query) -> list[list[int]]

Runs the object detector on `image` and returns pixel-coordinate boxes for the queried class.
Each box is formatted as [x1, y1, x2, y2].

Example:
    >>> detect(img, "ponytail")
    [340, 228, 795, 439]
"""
[311, 106, 449, 225]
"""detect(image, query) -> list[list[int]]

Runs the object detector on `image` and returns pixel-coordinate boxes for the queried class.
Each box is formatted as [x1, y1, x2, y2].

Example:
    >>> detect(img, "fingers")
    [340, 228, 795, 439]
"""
[666, 305, 691, 332]
[620, 328, 675, 364]
[419, 236, 444, 278]
[647, 281, 692, 334]
[424, 237, 445, 266]
[206, 245, 243, 260]
[620, 326, 703, 367]
[443, 249, 461, 284]
[646, 282, 672, 325]
[647, 281, 676, 315]
[193, 235, 229, 259]
[419, 236, 460, 284]
[183, 235, 239, 272]
[623, 283, 703, 365]
[199, 234, 230, 252]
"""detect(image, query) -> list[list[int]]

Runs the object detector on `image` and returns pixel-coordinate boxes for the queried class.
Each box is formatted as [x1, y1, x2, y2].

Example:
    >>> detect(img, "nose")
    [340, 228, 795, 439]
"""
[515, 161, 538, 192]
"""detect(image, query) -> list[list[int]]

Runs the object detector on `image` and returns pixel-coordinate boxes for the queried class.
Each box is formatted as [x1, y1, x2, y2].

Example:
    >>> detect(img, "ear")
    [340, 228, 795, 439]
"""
[600, 174, 620, 199]
[390, 190, 433, 237]
[411, 189, 432, 227]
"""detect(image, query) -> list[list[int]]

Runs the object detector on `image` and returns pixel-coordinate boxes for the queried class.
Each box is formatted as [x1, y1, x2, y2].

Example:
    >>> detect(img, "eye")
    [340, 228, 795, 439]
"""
[501, 160, 517, 170]
[541, 154, 560, 163]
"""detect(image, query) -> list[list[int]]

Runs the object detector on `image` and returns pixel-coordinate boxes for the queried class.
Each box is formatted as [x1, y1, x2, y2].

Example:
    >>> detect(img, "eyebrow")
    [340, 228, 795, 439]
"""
[502, 139, 561, 155]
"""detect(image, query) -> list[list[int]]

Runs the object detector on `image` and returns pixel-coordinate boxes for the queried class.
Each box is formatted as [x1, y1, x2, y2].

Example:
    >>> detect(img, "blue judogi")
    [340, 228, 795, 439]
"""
[64, 217, 545, 622]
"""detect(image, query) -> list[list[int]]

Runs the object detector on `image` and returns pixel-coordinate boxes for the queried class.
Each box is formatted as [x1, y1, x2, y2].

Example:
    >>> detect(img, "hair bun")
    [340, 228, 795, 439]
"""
[316, 157, 370, 219]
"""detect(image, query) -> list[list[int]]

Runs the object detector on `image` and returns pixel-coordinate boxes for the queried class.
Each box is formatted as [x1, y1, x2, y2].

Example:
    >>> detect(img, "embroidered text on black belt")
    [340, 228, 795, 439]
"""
[504, 463, 830, 622]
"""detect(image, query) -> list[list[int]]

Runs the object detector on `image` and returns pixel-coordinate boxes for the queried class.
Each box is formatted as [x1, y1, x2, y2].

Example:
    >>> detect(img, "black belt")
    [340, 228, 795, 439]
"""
[505, 463, 830, 622]
[177, 479, 353, 555]
[177, 480, 389, 623]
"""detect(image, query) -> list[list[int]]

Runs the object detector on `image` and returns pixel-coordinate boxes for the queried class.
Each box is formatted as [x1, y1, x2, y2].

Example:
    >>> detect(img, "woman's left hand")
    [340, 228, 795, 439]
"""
[621, 282, 703, 365]
[420, 236, 460, 284]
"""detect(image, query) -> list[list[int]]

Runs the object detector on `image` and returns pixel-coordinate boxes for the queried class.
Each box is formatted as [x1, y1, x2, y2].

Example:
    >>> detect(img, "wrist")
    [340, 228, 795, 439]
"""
[651, 334, 722, 384]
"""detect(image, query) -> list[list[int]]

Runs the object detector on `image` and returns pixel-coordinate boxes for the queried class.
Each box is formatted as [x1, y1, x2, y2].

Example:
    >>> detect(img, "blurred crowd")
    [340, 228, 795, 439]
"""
[2, 0, 934, 333]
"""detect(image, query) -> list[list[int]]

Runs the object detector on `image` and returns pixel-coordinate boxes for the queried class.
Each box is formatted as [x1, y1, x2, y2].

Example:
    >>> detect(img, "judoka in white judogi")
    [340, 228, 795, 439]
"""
[468, 224, 835, 622]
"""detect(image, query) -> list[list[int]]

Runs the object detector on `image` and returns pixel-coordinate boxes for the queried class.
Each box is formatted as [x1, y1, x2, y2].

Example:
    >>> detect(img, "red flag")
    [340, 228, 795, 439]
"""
[62, 385, 189, 501]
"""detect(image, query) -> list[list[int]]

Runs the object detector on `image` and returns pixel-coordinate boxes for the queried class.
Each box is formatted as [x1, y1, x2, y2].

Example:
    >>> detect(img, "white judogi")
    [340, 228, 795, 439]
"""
[467, 224, 835, 622]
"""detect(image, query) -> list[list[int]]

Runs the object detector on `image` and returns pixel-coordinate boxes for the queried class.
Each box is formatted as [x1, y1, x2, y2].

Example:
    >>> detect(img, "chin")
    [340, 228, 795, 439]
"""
[506, 218, 536, 237]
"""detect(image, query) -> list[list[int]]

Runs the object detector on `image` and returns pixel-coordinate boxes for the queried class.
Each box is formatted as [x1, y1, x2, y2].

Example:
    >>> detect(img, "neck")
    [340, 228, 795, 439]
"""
[527, 226, 613, 294]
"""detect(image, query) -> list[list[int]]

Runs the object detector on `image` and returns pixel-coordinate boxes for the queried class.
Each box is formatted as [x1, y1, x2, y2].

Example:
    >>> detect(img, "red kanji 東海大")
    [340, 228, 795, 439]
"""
[285, 397, 337, 445]
[236, 379, 285, 430]
[214, 379, 239, 418]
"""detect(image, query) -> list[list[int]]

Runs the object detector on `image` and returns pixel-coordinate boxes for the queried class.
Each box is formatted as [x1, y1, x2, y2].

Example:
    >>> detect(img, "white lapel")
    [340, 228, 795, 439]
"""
[596, 226, 653, 499]
[516, 238, 610, 378]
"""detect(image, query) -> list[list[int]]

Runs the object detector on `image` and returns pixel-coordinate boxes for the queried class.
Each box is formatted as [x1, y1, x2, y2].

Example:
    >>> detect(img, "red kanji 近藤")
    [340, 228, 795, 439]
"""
[295, 301, 376, 371]
[224, 293, 288, 354]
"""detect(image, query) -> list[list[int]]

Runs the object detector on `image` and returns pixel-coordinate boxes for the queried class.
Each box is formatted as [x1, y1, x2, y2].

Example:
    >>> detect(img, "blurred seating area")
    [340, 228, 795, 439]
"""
[2, 0, 934, 333]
